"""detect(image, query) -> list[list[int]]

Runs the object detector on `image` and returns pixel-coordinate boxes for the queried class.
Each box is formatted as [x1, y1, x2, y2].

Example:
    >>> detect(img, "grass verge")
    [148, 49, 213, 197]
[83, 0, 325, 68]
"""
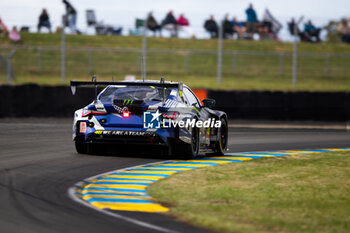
[148, 152, 350, 233]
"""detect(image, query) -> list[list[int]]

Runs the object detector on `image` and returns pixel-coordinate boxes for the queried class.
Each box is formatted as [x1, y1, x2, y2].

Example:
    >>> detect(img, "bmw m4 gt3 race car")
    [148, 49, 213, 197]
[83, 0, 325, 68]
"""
[71, 77, 228, 159]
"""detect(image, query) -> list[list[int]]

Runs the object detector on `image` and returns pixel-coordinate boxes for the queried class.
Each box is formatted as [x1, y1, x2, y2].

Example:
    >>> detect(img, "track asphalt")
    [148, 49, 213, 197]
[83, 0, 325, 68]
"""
[0, 118, 349, 233]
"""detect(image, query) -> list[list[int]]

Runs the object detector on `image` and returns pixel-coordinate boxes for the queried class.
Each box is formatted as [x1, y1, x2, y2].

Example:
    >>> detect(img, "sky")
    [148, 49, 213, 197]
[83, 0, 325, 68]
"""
[0, 0, 349, 40]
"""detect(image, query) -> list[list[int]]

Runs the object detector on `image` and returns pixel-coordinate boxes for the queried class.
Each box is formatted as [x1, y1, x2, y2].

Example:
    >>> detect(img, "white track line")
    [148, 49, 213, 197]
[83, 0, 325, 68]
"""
[67, 160, 179, 233]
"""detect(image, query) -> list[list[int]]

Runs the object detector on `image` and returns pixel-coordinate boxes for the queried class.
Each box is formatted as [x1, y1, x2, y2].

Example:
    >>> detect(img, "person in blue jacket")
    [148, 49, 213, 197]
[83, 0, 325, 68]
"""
[245, 4, 258, 39]
[304, 20, 321, 42]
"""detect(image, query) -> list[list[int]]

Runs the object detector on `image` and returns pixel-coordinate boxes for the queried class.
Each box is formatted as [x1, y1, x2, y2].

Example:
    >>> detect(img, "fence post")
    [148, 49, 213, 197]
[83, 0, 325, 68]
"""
[88, 49, 92, 75]
[292, 16, 303, 87]
[141, 13, 148, 81]
[279, 52, 284, 78]
[217, 19, 223, 85]
[325, 54, 330, 77]
[7, 50, 16, 84]
[292, 37, 298, 86]
[184, 51, 189, 74]
[232, 51, 237, 75]
[61, 15, 66, 83]
[37, 47, 41, 73]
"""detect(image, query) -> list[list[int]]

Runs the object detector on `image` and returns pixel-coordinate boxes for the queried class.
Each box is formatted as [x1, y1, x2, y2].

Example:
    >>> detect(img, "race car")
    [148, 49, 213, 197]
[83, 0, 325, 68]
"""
[71, 77, 228, 159]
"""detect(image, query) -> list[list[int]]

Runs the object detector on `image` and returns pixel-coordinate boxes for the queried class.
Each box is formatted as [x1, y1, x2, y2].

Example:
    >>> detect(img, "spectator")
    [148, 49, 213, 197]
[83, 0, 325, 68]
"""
[245, 4, 258, 39]
[62, 0, 80, 34]
[161, 10, 178, 37]
[288, 18, 308, 42]
[258, 21, 272, 40]
[0, 18, 8, 37]
[337, 18, 350, 43]
[37, 9, 52, 33]
[204, 15, 218, 38]
[177, 14, 195, 38]
[288, 18, 297, 35]
[147, 12, 162, 37]
[9, 26, 21, 42]
[231, 17, 246, 39]
[304, 20, 321, 42]
[222, 16, 234, 39]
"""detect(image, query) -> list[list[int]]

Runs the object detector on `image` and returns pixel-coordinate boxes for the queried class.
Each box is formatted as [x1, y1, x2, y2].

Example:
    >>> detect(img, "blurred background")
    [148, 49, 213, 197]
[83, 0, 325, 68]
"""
[0, 0, 350, 91]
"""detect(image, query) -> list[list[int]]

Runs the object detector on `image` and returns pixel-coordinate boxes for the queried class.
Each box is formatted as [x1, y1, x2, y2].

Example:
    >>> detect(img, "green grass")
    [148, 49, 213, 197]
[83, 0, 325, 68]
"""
[3, 33, 350, 52]
[1, 33, 350, 91]
[148, 152, 350, 233]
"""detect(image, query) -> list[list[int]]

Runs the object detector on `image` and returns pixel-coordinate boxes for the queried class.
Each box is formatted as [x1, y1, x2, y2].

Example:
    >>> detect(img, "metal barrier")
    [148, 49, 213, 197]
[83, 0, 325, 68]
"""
[1, 45, 350, 86]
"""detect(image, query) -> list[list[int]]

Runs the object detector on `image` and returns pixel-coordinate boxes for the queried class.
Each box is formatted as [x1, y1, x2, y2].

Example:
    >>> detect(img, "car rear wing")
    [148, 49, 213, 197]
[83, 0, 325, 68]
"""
[70, 76, 184, 103]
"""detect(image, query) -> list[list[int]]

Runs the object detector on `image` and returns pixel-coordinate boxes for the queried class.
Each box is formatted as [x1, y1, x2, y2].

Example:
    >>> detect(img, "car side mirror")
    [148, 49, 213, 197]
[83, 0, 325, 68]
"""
[202, 98, 216, 108]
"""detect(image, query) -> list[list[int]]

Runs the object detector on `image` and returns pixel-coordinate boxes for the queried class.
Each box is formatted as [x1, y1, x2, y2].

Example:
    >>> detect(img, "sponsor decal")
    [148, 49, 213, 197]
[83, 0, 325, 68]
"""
[80, 122, 87, 133]
[123, 99, 134, 105]
[96, 130, 154, 136]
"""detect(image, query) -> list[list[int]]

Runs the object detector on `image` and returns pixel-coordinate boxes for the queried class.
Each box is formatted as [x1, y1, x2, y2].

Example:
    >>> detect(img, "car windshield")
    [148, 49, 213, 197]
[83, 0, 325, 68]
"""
[99, 85, 174, 102]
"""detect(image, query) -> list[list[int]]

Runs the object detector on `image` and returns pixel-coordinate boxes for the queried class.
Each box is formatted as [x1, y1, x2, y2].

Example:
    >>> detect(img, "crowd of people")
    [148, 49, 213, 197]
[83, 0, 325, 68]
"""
[148, 4, 350, 44]
[288, 18, 321, 42]
[145, 5, 272, 40]
[203, 4, 281, 40]
[38, 0, 80, 34]
[0, 18, 21, 43]
[0, 0, 80, 43]
[1, 2, 350, 44]
[146, 11, 195, 38]
[39, 0, 80, 34]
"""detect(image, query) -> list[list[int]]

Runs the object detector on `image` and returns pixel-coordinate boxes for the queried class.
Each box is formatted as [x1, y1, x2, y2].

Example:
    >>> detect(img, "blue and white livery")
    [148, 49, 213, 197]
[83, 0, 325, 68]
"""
[71, 78, 228, 159]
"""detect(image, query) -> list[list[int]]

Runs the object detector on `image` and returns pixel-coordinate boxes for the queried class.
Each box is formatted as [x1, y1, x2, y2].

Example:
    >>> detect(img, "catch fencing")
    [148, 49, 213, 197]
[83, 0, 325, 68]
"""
[1, 45, 350, 85]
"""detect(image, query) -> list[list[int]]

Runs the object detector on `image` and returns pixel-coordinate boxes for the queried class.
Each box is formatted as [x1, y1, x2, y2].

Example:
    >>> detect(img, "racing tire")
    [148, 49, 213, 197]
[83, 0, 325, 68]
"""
[182, 126, 199, 160]
[214, 118, 228, 156]
[75, 136, 88, 154]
